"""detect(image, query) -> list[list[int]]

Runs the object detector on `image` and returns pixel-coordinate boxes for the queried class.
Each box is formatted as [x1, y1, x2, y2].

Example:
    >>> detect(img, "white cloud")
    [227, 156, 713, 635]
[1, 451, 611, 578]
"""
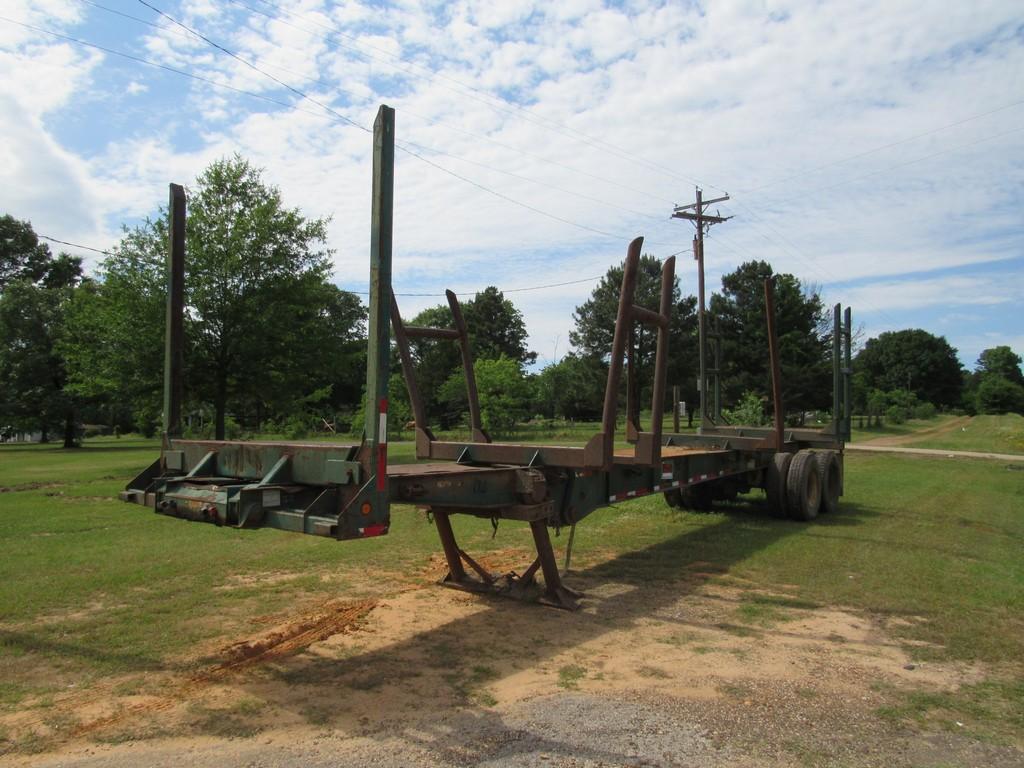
[2, 0, 1022, 367]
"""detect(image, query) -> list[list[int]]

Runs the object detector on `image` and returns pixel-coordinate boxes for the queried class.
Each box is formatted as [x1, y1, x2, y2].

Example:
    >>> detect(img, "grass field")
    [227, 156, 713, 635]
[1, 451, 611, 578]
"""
[1, 435, 1023, 753]
[908, 414, 1024, 454]
[852, 413, 1024, 455]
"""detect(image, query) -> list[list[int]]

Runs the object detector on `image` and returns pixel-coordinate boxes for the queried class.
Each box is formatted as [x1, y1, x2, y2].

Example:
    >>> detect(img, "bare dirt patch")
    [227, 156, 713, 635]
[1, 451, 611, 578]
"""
[4, 570, 1016, 767]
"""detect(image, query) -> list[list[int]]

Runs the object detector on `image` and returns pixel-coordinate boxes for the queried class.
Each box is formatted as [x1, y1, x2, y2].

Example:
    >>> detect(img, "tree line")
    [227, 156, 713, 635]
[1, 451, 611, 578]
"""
[2, 156, 1020, 446]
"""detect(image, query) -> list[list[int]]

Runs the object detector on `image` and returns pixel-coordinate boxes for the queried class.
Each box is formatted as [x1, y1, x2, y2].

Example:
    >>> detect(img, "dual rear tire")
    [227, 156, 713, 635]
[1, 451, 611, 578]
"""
[768, 449, 842, 521]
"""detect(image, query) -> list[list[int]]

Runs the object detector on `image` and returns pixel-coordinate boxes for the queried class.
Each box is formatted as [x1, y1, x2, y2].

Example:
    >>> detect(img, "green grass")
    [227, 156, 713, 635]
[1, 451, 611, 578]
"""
[557, 664, 586, 690]
[908, 414, 1024, 455]
[1, 436, 1023, 745]
[876, 677, 1024, 745]
[849, 413, 959, 443]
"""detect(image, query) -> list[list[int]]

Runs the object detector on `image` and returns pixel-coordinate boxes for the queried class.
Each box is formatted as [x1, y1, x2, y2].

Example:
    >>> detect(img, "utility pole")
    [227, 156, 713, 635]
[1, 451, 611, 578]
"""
[672, 188, 731, 429]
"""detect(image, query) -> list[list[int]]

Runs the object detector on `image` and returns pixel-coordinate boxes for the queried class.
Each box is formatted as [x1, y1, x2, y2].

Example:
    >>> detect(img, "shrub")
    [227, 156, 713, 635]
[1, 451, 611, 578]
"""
[913, 402, 937, 420]
[723, 391, 766, 427]
[885, 405, 906, 424]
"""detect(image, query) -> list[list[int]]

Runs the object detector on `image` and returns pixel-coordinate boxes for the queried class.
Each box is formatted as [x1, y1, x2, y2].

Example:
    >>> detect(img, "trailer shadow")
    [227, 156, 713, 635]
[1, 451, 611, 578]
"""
[231, 499, 877, 762]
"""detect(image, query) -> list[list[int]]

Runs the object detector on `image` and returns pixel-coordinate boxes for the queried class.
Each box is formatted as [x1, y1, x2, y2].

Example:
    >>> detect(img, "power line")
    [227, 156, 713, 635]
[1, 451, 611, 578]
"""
[4, 18, 661, 249]
[741, 96, 1024, 195]
[76, 0, 680, 211]
[224, 0, 727, 194]
[136, 0, 369, 132]
[347, 274, 607, 298]
[132, 2, 675, 246]
[0, 17, 343, 120]
[35, 228, 605, 296]
[803, 125, 1024, 195]
[37, 235, 114, 256]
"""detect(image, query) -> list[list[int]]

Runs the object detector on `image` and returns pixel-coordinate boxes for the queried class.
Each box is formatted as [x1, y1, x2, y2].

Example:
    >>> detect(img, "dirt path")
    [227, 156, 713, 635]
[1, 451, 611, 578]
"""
[847, 443, 1024, 461]
[4, 565, 1020, 767]
[856, 416, 970, 447]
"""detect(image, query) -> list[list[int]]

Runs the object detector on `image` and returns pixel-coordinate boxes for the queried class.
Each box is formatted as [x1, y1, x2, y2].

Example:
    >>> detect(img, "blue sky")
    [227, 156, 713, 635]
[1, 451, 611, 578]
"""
[2, 0, 1022, 371]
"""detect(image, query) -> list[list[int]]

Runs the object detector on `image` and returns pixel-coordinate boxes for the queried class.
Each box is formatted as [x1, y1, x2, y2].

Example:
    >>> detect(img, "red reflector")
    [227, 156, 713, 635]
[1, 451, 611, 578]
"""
[361, 523, 387, 537]
[376, 443, 387, 491]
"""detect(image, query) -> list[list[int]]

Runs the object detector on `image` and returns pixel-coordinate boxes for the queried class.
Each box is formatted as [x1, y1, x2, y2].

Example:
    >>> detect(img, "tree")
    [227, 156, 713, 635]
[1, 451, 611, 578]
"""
[462, 287, 536, 365]
[976, 346, 1024, 386]
[0, 217, 84, 447]
[709, 261, 830, 416]
[533, 354, 607, 420]
[435, 355, 532, 434]
[570, 254, 698, 424]
[64, 156, 364, 438]
[399, 288, 535, 428]
[855, 329, 963, 408]
[0, 214, 51, 289]
[975, 375, 1024, 415]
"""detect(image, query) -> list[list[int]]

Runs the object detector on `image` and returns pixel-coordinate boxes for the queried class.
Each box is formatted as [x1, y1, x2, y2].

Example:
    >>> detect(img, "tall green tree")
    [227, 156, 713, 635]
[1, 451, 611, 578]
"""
[64, 156, 365, 438]
[709, 261, 831, 416]
[976, 346, 1024, 386]
[0, 218, 84, 446]
[463, 287, 536, 365]
[399, 287, 535, 427]
[1, 214, 52, 289]
[855, 329, 963, 408]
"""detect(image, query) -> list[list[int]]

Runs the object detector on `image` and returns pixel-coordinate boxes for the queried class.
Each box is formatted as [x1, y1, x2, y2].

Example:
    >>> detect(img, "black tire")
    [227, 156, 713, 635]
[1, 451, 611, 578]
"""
[814, 450, 842, 514]
[786, 450, 821, 521]
[765, 452, 792, 517]
[683, 483, 715, 512]
[664, 489, 683, 508]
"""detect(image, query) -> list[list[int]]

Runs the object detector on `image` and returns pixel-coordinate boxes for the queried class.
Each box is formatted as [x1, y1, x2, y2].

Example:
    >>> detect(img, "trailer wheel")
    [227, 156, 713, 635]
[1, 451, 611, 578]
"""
[814, 450, 841, 514]
[664, 489, 683, 508]
[765, 452, 792, 517]
[786, 450, 821, 521]
[683, 483, 715, 512]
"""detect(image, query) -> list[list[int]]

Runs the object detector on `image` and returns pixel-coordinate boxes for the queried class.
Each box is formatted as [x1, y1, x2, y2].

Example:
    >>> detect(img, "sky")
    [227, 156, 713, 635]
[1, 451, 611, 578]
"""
[2, 0, 1022, 372]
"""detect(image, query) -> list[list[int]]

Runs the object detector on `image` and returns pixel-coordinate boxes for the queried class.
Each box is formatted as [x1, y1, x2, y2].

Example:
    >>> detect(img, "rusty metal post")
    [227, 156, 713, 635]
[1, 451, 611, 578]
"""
[625, 326, 639, 442]
[163, 183, 185, 439]
[390, 293, 428, 429]
[446, 290, 488, 443]
[647, 256, 675, 453]
[764, 277, 785, 451]
[599, 237, 643, 467]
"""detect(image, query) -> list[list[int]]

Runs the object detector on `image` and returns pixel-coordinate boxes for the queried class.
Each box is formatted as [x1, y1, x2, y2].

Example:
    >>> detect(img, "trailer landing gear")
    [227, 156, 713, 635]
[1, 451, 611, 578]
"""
[432, 510, 583, 611]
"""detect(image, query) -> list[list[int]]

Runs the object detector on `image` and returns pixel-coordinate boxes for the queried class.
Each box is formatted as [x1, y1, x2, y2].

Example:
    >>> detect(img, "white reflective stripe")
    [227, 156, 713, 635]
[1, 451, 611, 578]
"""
[379, 412, 388, 442]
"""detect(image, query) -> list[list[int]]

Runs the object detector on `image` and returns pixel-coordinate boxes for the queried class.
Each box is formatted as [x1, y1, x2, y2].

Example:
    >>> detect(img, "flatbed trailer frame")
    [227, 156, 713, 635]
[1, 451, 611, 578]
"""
[121, 105, 853, 610]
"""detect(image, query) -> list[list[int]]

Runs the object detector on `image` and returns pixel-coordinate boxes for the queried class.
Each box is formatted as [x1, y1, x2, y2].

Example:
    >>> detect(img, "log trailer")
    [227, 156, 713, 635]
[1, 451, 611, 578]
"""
[121, 106, 853, 610]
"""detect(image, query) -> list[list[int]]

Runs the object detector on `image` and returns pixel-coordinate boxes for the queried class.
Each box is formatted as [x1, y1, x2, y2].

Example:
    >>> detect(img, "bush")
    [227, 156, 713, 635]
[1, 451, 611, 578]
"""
[913, 402, 937, 420]
[723, 391, 765, 427]
[885, 405, 906, 424]
[975, 375, 1024, 415]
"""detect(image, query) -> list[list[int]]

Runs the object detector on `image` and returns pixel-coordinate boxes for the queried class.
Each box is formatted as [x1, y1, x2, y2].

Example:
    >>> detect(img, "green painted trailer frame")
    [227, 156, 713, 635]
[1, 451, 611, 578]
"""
[121, 104, 852, 610]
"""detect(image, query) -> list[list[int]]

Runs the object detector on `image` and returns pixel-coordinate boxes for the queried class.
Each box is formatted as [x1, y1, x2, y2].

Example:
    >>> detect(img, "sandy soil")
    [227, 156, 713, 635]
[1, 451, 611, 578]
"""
[3, 557, 1020, 768]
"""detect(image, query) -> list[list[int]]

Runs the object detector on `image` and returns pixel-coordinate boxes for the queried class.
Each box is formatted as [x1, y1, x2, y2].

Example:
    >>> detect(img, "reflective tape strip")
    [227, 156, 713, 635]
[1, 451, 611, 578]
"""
[376, 398, 388, 491]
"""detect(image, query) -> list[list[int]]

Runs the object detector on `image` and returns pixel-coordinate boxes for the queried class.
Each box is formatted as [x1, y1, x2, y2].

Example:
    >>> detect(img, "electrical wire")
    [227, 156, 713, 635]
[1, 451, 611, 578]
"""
[225, 0, 726, 195]
[37, 235, 114, 256]
[741, 96, 1024, 195]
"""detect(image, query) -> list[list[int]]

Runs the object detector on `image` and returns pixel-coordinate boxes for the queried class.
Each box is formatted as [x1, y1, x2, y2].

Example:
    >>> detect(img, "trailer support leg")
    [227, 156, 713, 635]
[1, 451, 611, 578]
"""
[531, 519, 582, 611]
[431, 509, 581, 610]
[434, 510, 468, 584]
